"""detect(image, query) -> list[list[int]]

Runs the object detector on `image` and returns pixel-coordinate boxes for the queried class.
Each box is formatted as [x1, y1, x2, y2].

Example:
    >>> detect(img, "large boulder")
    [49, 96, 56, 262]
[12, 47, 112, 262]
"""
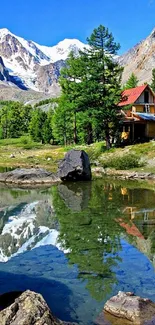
[0, 168, 58, 185]
[103, 291, 155, 324]
[0, 290, 76, 325]
[58, 149, 92, 181]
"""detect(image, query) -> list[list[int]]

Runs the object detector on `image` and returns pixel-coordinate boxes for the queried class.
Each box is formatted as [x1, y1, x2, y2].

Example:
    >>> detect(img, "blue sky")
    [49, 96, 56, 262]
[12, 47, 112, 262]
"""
[1, 0, 155, 54]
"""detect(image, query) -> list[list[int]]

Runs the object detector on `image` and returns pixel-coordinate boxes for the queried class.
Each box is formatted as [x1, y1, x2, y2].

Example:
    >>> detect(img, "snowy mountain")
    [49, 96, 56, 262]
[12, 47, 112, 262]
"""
[1, 27, 155, 99]
[0, 28, 87, 94]
[34, 38, 88, 62]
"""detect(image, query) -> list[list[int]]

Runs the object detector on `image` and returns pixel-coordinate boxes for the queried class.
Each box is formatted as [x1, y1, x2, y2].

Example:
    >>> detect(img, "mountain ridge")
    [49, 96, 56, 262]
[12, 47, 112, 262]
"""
[0, 28, 87, 94]
[0, 27, 155, 101]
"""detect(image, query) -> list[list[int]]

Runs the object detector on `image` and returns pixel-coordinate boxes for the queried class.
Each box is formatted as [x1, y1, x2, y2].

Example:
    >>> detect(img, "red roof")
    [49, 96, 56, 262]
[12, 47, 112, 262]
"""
[118, 220, 144, 239]
[118, 85, 148, 107]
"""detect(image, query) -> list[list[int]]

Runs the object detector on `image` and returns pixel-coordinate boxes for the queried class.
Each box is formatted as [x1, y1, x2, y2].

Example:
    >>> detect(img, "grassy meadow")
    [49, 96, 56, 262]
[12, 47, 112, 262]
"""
[0, 136, 155, 175]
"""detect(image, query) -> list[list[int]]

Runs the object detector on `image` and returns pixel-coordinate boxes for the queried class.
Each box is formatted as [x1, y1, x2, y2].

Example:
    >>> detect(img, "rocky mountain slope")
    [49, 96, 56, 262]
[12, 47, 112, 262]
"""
[0, 28, 87, 100]
[118, 28, 155, 85]
[0, 56, 11, 82]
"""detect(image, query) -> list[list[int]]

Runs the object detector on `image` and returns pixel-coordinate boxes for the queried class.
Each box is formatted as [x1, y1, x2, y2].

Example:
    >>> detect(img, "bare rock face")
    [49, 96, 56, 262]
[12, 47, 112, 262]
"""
[118, 27, 155, 85]
[34, 60, 65, 94]
[58, 149, 92, 181]
[104, 291, 155, 324]
[0, 290, 76, 325]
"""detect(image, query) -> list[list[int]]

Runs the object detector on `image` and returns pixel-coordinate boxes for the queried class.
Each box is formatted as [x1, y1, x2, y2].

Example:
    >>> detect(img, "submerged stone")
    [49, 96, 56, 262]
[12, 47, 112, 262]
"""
[103, 291, 155, 324]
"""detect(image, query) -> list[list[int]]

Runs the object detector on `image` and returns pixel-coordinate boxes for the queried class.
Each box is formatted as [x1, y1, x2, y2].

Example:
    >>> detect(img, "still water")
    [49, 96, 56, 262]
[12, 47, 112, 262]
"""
[0, 179, 155, 324]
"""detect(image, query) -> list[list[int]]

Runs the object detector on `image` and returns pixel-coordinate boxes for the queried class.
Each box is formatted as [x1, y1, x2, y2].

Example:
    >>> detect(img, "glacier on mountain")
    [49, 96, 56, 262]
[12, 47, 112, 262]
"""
[0, 28, 87, 92]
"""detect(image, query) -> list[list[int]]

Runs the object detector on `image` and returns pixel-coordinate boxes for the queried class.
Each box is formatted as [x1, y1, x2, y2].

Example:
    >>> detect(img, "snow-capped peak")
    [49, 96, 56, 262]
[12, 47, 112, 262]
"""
[32, 38, 88, 63]
[0, 28, 88, 92]
[0, 28, 10, 35]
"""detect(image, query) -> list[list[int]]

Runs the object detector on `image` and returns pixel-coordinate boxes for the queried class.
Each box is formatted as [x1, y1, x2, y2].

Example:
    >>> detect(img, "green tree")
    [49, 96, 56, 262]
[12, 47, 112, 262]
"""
[52, 95, 74, 145]
[29, 108, 53, 144]
[29, 109, 45, 143]
[151, 68, 155, 92]
[42, 109, 53, 144]
[125, 73, 139, 89]
[0, 105, 9, 138]
[59, 25, 123, 148]
[59, 52, 84, 144]
[0, 102, 32, 139]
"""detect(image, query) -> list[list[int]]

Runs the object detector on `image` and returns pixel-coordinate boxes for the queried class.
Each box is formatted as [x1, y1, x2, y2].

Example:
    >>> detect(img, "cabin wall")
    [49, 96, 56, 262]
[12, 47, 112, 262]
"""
[132, 105, 155, 114]
[136, 90, 154, 104]
[132, 105, 143, 113]
[121, 121, 155, 142]
[146, 122, 155, 138]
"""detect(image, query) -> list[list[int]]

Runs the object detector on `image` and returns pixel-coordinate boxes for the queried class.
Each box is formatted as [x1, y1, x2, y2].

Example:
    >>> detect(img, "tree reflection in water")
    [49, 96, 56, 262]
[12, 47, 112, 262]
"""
[52, 181, 125, 301]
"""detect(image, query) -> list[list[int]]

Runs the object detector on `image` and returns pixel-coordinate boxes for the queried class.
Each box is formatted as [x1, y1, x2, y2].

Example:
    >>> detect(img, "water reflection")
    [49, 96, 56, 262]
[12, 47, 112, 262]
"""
[0, 180, 155, 324]
[53, 182, 124, 301]
[58, 182, 91, 211]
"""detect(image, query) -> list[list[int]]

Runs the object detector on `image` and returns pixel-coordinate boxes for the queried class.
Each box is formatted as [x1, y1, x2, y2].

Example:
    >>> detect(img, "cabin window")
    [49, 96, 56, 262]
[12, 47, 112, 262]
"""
[144, 91, 149, 103]
[143, 104, 150, 113]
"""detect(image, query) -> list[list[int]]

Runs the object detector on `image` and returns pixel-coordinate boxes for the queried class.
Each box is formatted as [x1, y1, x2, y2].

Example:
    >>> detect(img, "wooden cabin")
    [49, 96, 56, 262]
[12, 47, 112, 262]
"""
[118, 84, 155, 142]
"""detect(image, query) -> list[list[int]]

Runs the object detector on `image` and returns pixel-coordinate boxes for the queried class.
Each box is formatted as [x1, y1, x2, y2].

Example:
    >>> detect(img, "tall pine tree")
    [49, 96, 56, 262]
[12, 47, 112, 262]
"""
[151, 68, 155, 92]
[82, 25, 123, 148]
[125, 73, 139, 89]
[58, 25, 123, 148]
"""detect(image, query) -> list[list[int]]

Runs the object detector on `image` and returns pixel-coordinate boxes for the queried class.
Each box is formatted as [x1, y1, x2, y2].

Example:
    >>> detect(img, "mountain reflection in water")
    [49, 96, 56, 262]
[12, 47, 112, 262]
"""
[0, 179, 154, 325]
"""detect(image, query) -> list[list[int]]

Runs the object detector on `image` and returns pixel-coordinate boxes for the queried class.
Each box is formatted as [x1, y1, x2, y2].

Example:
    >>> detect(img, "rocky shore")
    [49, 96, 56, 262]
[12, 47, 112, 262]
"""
[0, 290, 77, 325]
[0, 168, 59, 185]
[0, 149, 92, 185]
[92, 166, 155, 181]
[1, 290, 155, 325]
[0, 150, 154, 185]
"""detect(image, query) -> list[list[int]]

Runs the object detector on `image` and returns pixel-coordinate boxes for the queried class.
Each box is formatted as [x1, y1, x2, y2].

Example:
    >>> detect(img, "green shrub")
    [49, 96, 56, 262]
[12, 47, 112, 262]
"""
[101, 154, 144, 170]
[20, 135, 31, 145]
[86, 142, 107, 160]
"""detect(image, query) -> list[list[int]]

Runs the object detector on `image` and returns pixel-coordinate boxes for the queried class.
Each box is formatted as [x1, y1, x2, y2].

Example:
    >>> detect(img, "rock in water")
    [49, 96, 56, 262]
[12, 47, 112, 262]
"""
[104, 291, 155, 324]
[58, 149, 92, 181]
[0, 168, 58, 185]
[0, 290, 76, 325]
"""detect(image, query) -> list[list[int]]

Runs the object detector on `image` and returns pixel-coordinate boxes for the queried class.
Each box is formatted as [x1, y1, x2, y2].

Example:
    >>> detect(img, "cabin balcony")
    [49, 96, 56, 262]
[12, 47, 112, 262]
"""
[132, 104, 155, 115]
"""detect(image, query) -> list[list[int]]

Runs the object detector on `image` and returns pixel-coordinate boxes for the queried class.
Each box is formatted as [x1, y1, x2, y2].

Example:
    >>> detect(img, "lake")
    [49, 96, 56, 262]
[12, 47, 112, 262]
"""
[0, 179, 155, 324]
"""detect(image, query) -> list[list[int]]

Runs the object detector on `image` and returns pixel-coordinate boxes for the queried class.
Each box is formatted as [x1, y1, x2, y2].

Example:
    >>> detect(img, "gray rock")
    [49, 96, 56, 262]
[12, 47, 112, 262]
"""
[104, 291, 155, 324]
[58, 149, 92, 181]
[0, 290, 76, 325]
[10, 154, 15, 158]
[0, 168, 59, 185]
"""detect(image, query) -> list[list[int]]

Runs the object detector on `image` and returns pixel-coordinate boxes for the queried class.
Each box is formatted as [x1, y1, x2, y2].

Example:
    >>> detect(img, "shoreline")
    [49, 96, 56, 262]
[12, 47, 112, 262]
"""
[92, 167, 155, 181]
[0, 166, 154, 187]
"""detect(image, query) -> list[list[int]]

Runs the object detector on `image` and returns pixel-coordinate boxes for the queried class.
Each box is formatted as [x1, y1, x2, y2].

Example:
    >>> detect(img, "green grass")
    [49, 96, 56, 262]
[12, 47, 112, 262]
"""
[0, 136, 43, 149]
[0, 136, 154, 175]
